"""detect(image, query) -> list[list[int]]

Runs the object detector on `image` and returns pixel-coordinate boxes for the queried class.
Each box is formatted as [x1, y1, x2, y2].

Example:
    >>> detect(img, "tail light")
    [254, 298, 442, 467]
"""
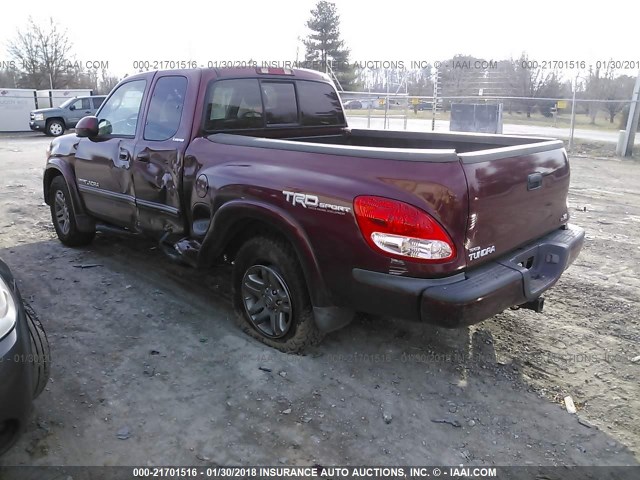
[353, 196, 456, 263]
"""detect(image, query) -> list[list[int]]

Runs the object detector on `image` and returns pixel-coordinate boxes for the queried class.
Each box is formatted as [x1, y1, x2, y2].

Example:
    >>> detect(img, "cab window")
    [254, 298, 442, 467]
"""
[70, 98, 91, 111]
[297, 81, 345, 126]
[97, 80, 146, 136]
[144, 76, 188, 141]
[261, 82, 298, 125]
[203, 79, 264, 131]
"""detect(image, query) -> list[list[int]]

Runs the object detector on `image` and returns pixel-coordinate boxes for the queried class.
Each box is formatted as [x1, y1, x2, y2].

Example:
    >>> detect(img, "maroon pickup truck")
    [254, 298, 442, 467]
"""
[43, 67, 584, 352]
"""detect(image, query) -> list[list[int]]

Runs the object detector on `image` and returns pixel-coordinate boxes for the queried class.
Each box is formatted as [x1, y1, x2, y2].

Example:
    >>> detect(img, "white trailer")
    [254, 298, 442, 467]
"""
[36, 89, 93, 108]
[0, 88, 37, 132]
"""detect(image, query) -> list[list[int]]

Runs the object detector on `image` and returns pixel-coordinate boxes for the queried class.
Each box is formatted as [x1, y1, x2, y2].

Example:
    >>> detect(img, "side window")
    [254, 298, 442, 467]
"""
[261, 82, 298, 125]
[70, 99, 84, 111]
[296, 81, 345, 126]
[203, 79, 263, 131]
[81, 98, 92, 110]
[97, 80, 146, 136]
[92, 97, 105, 109]
[144, 76, 188, 141]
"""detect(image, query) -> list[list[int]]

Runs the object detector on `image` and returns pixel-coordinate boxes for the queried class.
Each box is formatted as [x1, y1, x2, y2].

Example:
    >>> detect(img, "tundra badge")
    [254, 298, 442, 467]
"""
[468, 245, 496, 261]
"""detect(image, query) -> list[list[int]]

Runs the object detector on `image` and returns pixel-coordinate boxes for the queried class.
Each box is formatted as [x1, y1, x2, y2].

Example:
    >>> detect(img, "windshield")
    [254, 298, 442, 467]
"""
[59, 98, 76, 109]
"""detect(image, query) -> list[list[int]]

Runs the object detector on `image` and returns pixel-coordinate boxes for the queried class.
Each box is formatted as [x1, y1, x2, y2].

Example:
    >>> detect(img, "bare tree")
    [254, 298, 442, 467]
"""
[8, 17, 73, 89]
[0, 69, 17, 87]
[97, 69, 120, 95]
[584, 66, 603, 124]
[439, 55, 489, 97]
[601, 73, 635, 124]
[406, 67, 433, 96]
[510, 54, 558, 118]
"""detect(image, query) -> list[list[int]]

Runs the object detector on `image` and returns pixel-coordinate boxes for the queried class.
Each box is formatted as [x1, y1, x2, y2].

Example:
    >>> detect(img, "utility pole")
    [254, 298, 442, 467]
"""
[619, 71, 640, 157]
[569, 75, 579, 151]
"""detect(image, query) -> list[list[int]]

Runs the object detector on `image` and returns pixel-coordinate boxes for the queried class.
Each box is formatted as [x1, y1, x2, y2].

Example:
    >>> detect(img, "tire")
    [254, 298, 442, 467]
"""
[232, 236, 323, 353]
[49, 176, 95, 247]
[23, 302, 50, 398]
[0, 420, 20, 457]
[46, 119, 65, 137]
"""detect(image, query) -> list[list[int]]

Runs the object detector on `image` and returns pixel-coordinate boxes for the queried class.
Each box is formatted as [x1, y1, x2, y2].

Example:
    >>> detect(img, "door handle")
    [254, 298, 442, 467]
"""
[136, 152, 150, 162]
[119, 149, 130, 161]
[527, 172, 543, 190]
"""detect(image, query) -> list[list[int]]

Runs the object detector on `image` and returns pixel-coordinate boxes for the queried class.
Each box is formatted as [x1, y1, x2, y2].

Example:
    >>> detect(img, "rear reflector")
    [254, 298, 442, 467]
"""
[257, 67, 293, 75]
[353, 196, 456, 263]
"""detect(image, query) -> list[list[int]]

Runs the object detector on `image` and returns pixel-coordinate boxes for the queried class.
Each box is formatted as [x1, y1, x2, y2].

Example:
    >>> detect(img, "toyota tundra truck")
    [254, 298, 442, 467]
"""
[42, 67, 584, 352]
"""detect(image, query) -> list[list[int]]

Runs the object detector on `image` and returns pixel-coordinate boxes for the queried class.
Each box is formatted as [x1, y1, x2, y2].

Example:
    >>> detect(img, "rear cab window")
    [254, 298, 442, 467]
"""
[296, 81, 345, 126]
[262, 82, 298, 125]
[202, 77, 345, 133]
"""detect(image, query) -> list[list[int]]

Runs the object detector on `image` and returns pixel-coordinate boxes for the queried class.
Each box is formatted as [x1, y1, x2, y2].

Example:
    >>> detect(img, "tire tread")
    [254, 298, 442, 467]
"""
[23, 302, 51, 398]
[232, 235, 323, 353]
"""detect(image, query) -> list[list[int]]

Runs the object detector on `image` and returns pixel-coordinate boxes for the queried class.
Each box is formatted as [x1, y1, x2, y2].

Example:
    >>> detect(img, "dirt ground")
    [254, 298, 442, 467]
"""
[0, 133, 638, 468]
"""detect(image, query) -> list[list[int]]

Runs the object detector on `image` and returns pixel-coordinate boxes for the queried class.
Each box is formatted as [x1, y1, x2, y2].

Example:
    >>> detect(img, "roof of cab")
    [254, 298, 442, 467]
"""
[124, 67, 332, 83]
[213, 67, 331, 81]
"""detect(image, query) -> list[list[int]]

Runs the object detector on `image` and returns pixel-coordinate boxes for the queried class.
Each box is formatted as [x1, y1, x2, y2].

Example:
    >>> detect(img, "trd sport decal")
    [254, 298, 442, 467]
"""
[282, 190, 351, 214]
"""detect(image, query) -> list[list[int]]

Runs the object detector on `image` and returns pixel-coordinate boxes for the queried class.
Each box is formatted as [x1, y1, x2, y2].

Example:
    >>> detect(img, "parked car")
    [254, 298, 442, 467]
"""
[343, 99, 362, 109]
[29, 96, 106, 137]
[0, 258, 50, 456]
[43, 67, 583, 353]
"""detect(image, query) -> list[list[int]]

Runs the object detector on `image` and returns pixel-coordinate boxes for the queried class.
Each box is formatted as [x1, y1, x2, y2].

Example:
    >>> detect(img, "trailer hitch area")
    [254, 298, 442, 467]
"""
[511, 297, 545, 313]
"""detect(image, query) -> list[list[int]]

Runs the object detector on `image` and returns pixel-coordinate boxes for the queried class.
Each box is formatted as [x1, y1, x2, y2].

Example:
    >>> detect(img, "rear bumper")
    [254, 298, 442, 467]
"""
[352, 224, 585, 327]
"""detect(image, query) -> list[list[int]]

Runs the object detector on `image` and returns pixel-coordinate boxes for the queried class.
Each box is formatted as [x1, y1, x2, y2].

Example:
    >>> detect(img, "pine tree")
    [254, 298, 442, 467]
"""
[303, 1, 357, 90]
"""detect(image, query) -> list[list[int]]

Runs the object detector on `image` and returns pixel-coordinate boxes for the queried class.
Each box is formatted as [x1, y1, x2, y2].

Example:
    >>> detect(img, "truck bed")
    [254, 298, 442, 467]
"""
[209, 128, 564, 162]
[207, 128, 570, 272]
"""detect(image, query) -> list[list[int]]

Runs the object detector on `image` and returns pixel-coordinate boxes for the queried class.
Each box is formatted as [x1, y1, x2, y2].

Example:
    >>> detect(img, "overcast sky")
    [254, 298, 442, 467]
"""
[2, 0, 639, 78]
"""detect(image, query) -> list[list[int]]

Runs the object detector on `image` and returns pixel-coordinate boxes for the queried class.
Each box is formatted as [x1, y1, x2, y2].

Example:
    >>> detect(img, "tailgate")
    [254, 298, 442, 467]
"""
[459, 141, 570, 267]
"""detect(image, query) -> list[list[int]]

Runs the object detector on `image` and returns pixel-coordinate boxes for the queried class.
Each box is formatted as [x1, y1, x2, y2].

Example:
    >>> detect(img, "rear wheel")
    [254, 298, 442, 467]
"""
[49, 176, 95, 246]
[23, 302, 50, 398]
[232, 236, 323, 353]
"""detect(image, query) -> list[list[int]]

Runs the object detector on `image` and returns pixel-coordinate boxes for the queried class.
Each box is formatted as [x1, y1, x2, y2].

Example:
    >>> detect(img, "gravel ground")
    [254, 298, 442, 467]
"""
[0, 134, 638, 468]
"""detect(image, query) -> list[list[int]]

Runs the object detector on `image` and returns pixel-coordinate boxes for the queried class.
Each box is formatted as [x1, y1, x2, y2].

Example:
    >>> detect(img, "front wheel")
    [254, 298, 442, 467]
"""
[46, 119, 65, 137]
[49, 176, 95, 247]
[232, 236, 323, 353]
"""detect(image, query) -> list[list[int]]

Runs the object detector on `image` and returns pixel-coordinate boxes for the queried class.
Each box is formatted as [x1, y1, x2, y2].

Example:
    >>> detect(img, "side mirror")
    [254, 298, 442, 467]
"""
[69, 105, 76, 111]
[75, 116, 99, 138]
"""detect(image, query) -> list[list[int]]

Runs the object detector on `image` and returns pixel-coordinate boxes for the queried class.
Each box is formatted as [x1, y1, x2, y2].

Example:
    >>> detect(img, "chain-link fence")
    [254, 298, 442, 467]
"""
[340, 91, 640, 149]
